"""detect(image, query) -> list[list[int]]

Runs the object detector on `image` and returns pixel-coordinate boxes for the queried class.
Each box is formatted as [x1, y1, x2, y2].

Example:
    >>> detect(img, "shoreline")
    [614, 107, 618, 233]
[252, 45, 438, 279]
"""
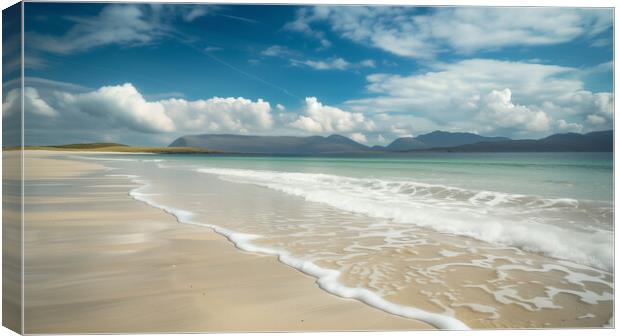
[125, 173, 468, 330]
[23, 151, 434, 333]
[20, 150, 614, 331]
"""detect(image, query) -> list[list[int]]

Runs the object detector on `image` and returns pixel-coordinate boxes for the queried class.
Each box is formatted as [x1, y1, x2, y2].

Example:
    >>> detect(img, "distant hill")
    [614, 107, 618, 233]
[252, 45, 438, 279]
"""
[431, 130, 613, 152]
[169, 134, 370, 154]
[379, 131, 511, 151]
[20, 143, 221, 154]
[169, 130, 613, 154]
[49, 143, 129, 149]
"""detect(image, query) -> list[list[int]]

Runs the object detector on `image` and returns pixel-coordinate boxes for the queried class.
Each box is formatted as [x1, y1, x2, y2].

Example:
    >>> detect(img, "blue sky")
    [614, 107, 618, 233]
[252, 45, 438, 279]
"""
[4, 3, 614, 145]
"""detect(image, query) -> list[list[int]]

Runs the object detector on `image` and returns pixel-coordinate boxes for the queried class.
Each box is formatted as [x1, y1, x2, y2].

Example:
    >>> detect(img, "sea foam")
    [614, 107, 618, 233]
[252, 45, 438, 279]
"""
[194, 167, 613, 271]
[114, 173, 469, 330]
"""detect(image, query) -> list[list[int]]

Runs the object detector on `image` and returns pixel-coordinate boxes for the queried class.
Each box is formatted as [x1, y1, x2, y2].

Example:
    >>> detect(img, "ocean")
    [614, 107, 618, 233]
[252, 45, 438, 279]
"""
[79, 152, 614, 329]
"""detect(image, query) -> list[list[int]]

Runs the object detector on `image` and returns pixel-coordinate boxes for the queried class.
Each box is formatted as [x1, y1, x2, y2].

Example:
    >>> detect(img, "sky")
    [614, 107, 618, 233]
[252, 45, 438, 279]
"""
[2, 3, 614, 146]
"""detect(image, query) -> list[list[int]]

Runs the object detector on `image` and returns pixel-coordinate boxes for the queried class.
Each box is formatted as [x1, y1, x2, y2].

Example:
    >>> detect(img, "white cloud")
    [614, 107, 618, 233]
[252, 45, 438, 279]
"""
[161, 96, 273, 133]
[350, 132, 367, 143]
[586, 114, 607, 126]
[584, 92, 613, 127]
[584, 61, 613, 75]
[292, 57, 351, 70]
[3, 87, 60, 119]
[286, 7, 612, 59]
[27, 4, 210, 55]
[204, 46, 222, 52]
[261, 45, 297, 57]
[284, 7, 332, 49]
[56, 83, 175, 133]
[262, 45, 374, 72]
[345, 59, 612, 137]
[475, 89, 550, 132]
[290, 57, 378, 71]
[590, 37, 611, 48]
[291, 97, 374, 133]
[12, 82, 274, 137]
[25, 87, 58, 117]
[182, 6, 209, 22]
[2, 88, 20, 118]
[556, 119, 583, 133]
[29, 5, 162, 54]
[359, 59, 376, 68]
[348, 59, 579, 114]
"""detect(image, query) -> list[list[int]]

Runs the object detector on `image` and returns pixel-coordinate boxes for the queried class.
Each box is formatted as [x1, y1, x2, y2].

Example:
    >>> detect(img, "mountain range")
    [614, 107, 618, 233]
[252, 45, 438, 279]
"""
[169, 130, 613, 154]
[438, 130, 613, 152]
[169, 133, 368, 154]
[375, 131, 511, 151]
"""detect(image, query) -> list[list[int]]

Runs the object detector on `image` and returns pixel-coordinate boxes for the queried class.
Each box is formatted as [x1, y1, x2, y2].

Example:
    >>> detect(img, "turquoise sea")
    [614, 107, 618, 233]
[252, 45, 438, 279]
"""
[157, 152, 613, 201]
[81, 151, 614, 329]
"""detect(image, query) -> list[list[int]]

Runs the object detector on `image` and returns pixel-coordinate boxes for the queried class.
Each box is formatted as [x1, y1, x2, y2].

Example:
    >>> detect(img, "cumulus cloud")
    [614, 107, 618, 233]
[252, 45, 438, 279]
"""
[286, 7, 612, 59]
[2, 88, 20, 118]
[291, 97, 374, 133]
[6, 81, 276, 144]
[345, 59, 613, 137]
[25, 87, 58, 117]
[56, 83, 175, 133]
[161, 96, 273, 134]
[2, 87, 59, 118]
[586, 114, 607, 126]
[557, 119, 584, 133]
[475, 89, 550, 132]
[582, 92, 613, 128]
[350, 132, 368, 143]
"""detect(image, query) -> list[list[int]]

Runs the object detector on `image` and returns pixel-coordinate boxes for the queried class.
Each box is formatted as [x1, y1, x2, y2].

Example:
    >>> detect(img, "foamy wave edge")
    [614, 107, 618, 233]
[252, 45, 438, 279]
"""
[116, 173, 469, 330]
[194, 167, 613, 272]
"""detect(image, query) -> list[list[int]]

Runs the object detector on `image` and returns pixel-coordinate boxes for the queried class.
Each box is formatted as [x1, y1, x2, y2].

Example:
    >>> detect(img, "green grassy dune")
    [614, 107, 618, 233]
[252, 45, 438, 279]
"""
[5, 143, 221, 154]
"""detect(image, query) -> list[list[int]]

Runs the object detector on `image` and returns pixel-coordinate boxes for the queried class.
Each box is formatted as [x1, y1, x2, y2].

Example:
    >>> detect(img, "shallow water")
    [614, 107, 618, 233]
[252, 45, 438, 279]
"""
[75, 152, 614, 329]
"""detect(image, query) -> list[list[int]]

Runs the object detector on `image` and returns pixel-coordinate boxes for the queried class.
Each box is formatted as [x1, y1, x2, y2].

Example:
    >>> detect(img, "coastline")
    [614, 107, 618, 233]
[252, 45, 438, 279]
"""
[22, 151, 434, 333]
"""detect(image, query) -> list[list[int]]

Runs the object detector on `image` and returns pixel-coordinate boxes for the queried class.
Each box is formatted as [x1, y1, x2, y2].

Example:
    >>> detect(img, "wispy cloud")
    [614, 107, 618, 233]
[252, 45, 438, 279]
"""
[291, 57, 351, 70]
[205, 46, 223, 52]
[284, 7, 332, 49]
[261, 45, 298, 57]
[27, 4, 211, 55]
[182, 6, 209, 22]
[286, 7, 613, 59]
[582, 61, 613, 75]
[261, 45, 375, 71]
[28, 5, 167, 54]
[216, 13, 260, 24]
[290, 57, 376, 71]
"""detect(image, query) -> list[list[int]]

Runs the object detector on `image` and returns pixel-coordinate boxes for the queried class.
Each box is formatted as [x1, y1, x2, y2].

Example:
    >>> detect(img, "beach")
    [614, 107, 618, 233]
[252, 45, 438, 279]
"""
[22, 151, 433, 333]
[21, 150, 614, 332]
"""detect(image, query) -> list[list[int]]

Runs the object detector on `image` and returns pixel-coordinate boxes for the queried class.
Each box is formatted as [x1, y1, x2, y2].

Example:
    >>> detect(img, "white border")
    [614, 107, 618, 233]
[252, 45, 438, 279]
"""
[0, 1, 617, 336]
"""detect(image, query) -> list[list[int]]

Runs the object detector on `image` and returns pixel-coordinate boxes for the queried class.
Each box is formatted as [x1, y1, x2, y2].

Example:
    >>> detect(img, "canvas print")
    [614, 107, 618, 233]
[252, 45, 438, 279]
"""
[1, 1, 615, 334]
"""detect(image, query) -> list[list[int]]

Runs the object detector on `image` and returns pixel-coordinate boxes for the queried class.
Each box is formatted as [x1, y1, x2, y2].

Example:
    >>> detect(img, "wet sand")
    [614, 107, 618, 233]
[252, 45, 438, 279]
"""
[22, 151, 433, 333]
